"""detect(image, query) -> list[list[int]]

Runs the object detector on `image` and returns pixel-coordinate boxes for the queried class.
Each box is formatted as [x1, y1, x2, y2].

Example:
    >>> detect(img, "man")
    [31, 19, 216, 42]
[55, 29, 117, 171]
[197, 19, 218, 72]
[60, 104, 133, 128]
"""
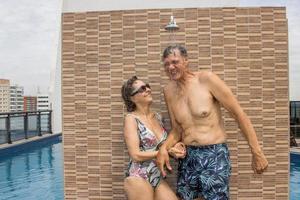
[156, 44, 268, 200]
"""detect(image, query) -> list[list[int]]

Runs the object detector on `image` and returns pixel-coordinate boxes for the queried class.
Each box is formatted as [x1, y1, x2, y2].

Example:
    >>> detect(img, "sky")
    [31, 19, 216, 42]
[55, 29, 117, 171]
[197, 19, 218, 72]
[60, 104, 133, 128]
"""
[0, 0, 61, 95]
[0, 0, 299, 99]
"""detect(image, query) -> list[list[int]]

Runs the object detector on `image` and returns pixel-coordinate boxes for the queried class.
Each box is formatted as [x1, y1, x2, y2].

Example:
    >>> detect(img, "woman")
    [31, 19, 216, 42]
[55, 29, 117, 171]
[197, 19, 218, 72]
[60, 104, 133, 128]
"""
[121, 76, 185, 200]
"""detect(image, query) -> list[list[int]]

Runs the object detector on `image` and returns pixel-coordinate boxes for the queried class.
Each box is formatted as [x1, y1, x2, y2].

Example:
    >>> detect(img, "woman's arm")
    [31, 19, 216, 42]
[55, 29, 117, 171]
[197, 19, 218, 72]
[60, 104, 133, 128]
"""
[124, 115, 158, 162]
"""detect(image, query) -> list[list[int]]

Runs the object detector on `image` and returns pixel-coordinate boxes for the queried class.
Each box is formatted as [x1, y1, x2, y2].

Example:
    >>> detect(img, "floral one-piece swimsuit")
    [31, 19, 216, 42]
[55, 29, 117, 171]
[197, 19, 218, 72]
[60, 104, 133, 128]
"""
[125, 113, 167, 188]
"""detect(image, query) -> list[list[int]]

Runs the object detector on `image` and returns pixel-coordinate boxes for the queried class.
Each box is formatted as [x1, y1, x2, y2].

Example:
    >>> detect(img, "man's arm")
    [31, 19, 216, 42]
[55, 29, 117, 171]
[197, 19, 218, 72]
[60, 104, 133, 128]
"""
[205, 72, 268, 174]
[168, 142, 186, 159]
[156, 86, 182, 177]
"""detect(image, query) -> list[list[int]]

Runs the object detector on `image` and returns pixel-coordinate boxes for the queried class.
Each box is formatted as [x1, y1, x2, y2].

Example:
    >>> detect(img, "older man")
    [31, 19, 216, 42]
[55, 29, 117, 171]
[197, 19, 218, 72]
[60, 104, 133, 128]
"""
[157, 44, 268, 200]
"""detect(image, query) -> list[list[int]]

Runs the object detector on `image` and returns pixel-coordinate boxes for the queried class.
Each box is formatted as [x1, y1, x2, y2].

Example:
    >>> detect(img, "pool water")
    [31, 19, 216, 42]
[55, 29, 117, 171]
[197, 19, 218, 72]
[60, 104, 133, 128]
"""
[0, 137, 63, 200]
[0, 138, 299, 200]
[290, 152, 300, 200]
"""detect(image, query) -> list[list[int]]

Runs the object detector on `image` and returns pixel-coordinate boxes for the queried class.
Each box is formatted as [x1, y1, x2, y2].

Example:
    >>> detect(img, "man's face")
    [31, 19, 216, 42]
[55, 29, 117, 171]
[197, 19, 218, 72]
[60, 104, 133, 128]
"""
[163, 50, 187, 81]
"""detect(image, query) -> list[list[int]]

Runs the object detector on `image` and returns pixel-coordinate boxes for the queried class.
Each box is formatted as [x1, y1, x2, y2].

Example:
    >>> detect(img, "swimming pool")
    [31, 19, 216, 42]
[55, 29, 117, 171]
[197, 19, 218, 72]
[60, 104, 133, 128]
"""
[0, 135, 63, 200]
[290, 152, 300, 200]
[0, 138, 299, 200]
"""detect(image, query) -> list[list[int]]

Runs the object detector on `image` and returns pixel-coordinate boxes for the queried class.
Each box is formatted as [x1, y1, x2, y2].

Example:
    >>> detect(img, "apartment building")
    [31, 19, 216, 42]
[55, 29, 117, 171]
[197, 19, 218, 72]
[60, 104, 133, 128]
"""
[10, 85, 24, 112]
[0, 79, 10, 113]
[23, 96, 37, 112]
[37, 94, 50, 111]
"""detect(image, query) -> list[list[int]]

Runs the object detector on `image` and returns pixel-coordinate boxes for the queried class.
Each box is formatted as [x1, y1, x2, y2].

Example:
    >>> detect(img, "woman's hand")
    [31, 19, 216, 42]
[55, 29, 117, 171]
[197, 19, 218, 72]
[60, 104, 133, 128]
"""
[168, 142, 186, 159]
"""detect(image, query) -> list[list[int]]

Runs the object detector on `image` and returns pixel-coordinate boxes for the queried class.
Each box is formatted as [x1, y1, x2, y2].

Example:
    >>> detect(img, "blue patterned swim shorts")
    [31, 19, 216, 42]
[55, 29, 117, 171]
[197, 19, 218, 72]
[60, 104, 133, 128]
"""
[177, 143, 231, 200]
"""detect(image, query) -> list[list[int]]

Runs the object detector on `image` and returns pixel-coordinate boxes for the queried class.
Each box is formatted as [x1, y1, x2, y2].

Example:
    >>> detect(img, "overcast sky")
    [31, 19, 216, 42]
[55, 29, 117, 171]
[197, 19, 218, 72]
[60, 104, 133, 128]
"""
[0, 0, 299, 99]
[0, 0, 61, 95]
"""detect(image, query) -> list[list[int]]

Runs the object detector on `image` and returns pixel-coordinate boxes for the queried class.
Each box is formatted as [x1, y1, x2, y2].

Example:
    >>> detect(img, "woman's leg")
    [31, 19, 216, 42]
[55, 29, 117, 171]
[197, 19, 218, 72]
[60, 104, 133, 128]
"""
[154, 180, 178, 200]
[124, 177, 154, 200]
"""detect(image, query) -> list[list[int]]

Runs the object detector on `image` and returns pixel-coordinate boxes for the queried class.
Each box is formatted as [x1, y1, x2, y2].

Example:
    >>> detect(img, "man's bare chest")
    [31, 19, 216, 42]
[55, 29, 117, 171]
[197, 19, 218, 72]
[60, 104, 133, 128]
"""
[169, 86, 215, 122]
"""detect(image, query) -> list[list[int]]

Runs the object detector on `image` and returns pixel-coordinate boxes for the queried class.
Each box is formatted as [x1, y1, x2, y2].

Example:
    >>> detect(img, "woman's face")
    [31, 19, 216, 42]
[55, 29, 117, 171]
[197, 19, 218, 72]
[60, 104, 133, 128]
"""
[130, 80, 152, 105]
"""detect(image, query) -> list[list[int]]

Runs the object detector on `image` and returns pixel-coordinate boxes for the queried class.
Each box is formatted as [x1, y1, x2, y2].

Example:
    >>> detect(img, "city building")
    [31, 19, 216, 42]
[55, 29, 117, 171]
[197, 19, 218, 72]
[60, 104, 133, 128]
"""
[37, 94, 50, 111]
[0, 79, 10, 113]
[10, 85, 24, 112]
[23, 96, 37, 112]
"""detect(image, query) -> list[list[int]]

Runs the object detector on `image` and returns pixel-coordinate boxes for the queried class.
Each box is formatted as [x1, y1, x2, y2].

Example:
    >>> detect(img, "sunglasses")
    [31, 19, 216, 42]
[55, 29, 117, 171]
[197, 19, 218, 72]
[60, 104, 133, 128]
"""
[131, 83, 151, 96]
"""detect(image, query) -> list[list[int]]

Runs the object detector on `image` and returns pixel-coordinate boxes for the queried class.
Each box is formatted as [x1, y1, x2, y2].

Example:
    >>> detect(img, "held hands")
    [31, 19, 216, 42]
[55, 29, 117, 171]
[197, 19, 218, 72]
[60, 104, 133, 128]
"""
[156, 142, 186, 178]
[252, 150, 268, 174]
[156, 147, 172, 178]
[168, 142, 186, 159]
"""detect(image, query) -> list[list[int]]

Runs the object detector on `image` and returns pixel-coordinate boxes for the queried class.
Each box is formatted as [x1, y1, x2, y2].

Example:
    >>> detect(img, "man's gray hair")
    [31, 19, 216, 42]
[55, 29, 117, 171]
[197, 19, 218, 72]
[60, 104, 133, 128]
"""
[162, 44, 188, 60]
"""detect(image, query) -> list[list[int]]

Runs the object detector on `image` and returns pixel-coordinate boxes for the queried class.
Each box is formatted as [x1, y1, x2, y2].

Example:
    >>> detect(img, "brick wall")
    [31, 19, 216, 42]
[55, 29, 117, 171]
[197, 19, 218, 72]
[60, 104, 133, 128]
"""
[62, 7, 289, 199]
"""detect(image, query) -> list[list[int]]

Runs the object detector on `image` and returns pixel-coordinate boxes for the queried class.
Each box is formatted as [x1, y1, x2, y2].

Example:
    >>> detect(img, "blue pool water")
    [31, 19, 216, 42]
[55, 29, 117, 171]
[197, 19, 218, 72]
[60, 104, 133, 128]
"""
[290, 152, 300, 200]
[0, 136, 63, 200]
[0, 138, 299, 200]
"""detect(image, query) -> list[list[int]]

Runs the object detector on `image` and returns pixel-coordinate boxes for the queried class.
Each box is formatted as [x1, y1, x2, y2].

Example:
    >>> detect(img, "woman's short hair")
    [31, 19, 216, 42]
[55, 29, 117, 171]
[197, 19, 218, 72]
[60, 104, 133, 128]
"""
[121, 76, 138, 112]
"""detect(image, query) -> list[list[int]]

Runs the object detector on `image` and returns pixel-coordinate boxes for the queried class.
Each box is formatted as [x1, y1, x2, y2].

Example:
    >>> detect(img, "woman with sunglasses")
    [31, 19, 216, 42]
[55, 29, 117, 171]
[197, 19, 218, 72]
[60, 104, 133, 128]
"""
[121, 76, 185, 200]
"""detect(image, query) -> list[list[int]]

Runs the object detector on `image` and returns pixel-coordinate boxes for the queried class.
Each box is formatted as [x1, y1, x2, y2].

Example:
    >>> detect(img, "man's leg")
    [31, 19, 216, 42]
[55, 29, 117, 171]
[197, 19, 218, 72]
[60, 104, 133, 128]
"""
[177, 147, 204, 200]
[199, 144, 231, 200]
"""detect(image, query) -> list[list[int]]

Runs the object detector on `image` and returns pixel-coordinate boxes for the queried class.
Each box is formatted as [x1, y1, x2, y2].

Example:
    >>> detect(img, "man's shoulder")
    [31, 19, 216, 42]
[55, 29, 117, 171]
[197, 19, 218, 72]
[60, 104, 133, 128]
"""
[197, 70, 229, 92]
[196, 70, 215, 82]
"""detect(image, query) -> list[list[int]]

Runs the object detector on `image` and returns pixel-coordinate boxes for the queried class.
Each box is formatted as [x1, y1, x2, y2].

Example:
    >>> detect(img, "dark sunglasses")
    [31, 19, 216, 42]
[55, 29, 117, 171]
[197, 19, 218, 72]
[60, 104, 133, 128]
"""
[131, 83, 151, 96]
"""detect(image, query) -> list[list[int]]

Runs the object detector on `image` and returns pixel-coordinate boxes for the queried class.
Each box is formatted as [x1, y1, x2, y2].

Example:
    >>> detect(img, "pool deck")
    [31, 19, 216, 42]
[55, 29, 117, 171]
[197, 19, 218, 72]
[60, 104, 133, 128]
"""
[0, 133, 61, 151]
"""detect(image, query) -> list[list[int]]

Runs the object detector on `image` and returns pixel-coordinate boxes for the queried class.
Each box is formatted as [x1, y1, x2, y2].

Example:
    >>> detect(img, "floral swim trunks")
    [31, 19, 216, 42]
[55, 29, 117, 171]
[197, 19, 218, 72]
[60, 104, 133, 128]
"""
[177, 143, 231, 200]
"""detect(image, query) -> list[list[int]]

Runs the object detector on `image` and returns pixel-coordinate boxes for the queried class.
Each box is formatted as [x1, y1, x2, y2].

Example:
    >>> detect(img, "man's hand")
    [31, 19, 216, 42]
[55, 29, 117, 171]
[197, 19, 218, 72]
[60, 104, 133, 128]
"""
[252, 150, 268, 174]
[156, 147, 172, 177]
[168, 142, 186, 159]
